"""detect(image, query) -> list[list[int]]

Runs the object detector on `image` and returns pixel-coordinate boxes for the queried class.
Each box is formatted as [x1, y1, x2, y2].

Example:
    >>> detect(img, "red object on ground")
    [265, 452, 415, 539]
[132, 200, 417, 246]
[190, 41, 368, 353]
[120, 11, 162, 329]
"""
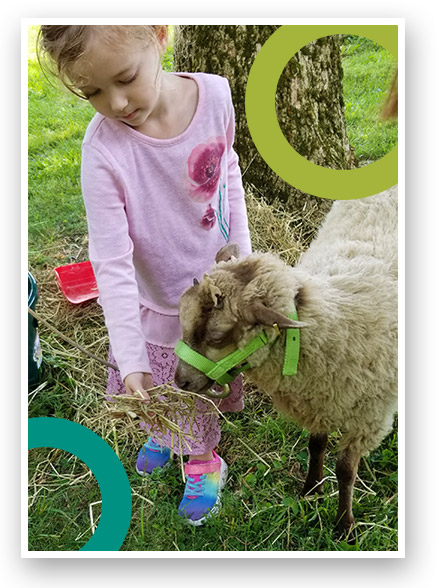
[54, 261, 99, 304]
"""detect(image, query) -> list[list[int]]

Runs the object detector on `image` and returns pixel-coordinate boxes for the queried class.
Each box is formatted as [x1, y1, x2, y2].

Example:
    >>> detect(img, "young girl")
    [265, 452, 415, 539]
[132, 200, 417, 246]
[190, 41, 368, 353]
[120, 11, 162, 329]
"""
[38, 25, 252, 526]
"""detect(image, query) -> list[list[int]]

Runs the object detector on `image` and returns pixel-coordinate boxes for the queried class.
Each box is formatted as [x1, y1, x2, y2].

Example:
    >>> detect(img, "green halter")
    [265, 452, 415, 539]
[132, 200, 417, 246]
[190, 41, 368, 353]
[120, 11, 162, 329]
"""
[175, 309, 301, 399]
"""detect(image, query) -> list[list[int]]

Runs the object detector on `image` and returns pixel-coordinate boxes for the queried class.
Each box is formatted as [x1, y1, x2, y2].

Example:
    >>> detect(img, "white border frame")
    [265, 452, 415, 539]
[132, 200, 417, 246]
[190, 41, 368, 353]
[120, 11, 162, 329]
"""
[22, 17, 405, 559]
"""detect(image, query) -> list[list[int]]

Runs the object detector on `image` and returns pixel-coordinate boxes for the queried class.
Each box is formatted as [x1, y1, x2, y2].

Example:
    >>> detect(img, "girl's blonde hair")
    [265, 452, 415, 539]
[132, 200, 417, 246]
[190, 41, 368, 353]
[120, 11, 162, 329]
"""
[37, 25, 165, 98]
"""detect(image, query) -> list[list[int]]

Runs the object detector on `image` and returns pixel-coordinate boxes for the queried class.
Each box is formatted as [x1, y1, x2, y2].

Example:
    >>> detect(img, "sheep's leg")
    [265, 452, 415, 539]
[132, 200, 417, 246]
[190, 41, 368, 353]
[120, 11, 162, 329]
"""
[301, 432, 328, 497]
[335, 446, 361, 539]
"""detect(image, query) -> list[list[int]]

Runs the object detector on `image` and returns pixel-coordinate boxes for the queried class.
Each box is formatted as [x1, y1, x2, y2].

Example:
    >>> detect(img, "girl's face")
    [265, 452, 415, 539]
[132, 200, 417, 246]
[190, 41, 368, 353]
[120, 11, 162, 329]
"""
[73, 33, 167, 127]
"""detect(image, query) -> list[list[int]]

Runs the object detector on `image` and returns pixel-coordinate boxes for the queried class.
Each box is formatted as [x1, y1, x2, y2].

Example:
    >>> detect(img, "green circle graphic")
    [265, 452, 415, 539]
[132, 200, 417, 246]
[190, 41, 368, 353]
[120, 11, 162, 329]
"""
[28, 417, 132, 551]
[245, 25, 398, 200]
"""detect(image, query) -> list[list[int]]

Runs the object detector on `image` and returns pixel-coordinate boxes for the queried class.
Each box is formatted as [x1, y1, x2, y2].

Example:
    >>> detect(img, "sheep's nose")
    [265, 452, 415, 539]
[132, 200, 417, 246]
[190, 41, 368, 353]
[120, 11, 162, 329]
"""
[174, 369, 190, 390]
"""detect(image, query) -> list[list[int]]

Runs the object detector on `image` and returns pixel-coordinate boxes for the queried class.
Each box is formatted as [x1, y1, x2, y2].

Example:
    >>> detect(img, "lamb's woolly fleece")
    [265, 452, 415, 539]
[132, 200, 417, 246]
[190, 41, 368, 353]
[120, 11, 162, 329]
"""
[213, 186, 398, 456]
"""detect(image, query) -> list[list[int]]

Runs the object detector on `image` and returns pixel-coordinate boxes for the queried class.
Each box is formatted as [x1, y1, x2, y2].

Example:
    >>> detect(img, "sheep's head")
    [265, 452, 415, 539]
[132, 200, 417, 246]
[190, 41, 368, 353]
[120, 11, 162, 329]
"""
[174, 243, 305, 393]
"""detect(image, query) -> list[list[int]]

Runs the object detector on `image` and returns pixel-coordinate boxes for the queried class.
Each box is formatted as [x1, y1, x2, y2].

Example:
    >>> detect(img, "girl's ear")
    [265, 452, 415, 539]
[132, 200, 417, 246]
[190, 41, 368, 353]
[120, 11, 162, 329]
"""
[155, 25, 169, 52]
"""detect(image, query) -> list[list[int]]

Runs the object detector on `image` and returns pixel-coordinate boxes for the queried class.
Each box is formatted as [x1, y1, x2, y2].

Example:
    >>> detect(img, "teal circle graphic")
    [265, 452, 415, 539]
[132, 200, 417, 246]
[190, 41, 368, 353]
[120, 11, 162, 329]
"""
[28, 417, 132, 551]
[245, 25, 398, 199]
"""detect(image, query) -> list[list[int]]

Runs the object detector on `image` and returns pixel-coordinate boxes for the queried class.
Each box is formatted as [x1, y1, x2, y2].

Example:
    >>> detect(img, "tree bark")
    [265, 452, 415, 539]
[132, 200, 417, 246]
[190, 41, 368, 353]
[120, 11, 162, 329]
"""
[174, 25, 356, 226]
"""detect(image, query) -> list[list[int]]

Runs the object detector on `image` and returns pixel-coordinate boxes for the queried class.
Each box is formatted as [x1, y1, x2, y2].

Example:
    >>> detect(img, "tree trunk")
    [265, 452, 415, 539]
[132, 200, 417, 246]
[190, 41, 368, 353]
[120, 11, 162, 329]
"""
[174, 25, 356, 228]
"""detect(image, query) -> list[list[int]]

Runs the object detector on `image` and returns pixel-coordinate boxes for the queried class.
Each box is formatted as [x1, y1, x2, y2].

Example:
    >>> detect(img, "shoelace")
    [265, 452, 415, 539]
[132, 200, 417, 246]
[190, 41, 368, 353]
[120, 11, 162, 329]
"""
[145, 438, 162, 452]
[185, 475, 206, 498]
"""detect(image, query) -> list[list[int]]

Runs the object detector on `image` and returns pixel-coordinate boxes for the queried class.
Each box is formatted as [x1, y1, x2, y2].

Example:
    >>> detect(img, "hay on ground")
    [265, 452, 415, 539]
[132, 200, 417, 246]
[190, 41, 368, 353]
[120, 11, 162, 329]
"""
[244, 187, 326, 265]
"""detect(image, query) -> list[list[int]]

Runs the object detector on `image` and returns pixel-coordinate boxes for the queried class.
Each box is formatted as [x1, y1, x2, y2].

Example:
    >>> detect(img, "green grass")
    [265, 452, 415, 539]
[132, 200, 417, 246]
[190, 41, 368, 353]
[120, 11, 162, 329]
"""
[28, 448, 101, 550]
[27, 26, 398, 552]
[341, 35, 398, 162]
[28, 50, 94, 265]
[28, 396, 398, 551]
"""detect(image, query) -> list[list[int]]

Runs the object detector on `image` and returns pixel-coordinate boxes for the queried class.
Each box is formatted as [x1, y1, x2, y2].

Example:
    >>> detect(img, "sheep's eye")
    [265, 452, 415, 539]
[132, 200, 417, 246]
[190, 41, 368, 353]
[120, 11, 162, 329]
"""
[207, 325, 236, 348]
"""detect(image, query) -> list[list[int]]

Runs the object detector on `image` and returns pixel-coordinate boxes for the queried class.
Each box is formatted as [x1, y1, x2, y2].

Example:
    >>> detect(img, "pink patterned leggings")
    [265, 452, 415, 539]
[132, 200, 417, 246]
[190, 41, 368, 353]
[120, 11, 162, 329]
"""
[106, 342, 244, 455]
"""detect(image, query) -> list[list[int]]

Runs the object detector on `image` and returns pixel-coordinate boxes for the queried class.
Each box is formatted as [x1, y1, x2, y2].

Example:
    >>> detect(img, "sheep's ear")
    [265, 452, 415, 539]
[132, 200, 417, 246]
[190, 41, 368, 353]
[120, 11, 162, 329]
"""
[215, 243, 240, 263]
[244, 302, 307, 329]
[193, 278, 200, 286]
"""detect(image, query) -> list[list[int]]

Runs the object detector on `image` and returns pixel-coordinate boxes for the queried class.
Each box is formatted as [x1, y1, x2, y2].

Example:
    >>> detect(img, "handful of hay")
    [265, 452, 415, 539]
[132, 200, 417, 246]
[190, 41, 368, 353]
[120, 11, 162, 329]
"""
[104, 383, 223, 480]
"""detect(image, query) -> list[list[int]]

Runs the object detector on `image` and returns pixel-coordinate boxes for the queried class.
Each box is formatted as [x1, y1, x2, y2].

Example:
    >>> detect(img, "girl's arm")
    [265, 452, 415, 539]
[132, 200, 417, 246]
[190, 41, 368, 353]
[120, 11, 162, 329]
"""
[81, 142, 152, 384]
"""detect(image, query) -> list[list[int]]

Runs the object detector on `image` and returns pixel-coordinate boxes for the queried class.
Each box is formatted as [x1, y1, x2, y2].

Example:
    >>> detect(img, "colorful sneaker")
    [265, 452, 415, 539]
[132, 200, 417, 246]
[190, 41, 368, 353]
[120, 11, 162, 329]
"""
[135, 437, 171, 476]
[178, 451, 228, 526]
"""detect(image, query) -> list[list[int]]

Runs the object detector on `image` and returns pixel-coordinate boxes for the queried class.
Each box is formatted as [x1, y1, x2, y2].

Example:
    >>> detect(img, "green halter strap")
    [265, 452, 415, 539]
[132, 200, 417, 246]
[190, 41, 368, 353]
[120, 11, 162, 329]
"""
[175, 329, 271, 387]
[175, 309, 301, 391]
[282, 308, 300, 376]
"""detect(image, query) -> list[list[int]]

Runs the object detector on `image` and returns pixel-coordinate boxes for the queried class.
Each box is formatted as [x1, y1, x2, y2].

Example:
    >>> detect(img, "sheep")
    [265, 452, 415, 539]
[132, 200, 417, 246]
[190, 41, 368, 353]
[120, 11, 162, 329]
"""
[174, 185, 398, 537]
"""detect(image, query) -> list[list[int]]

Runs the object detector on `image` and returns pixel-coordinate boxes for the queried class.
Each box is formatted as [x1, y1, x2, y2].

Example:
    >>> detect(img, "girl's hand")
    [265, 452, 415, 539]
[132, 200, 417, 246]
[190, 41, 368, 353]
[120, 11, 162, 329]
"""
[124, 372, 154, 401]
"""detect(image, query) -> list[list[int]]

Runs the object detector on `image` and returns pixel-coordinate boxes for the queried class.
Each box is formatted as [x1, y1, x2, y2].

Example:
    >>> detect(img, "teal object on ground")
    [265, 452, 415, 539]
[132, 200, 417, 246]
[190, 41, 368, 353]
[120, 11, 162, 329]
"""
[28, 272, 43, 387]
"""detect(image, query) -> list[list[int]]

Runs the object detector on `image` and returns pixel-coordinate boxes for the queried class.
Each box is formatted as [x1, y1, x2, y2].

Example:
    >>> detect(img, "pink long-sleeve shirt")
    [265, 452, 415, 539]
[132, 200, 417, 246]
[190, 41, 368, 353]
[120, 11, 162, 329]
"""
[81, 72, 252, 381]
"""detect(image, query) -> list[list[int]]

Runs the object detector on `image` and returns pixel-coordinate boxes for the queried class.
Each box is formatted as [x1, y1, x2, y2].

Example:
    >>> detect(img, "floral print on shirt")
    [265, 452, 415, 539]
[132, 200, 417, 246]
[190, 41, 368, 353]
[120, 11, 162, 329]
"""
[185, 136, 226, 202]
[200, 204, 216, 230]
[186, 137, 229, 241]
